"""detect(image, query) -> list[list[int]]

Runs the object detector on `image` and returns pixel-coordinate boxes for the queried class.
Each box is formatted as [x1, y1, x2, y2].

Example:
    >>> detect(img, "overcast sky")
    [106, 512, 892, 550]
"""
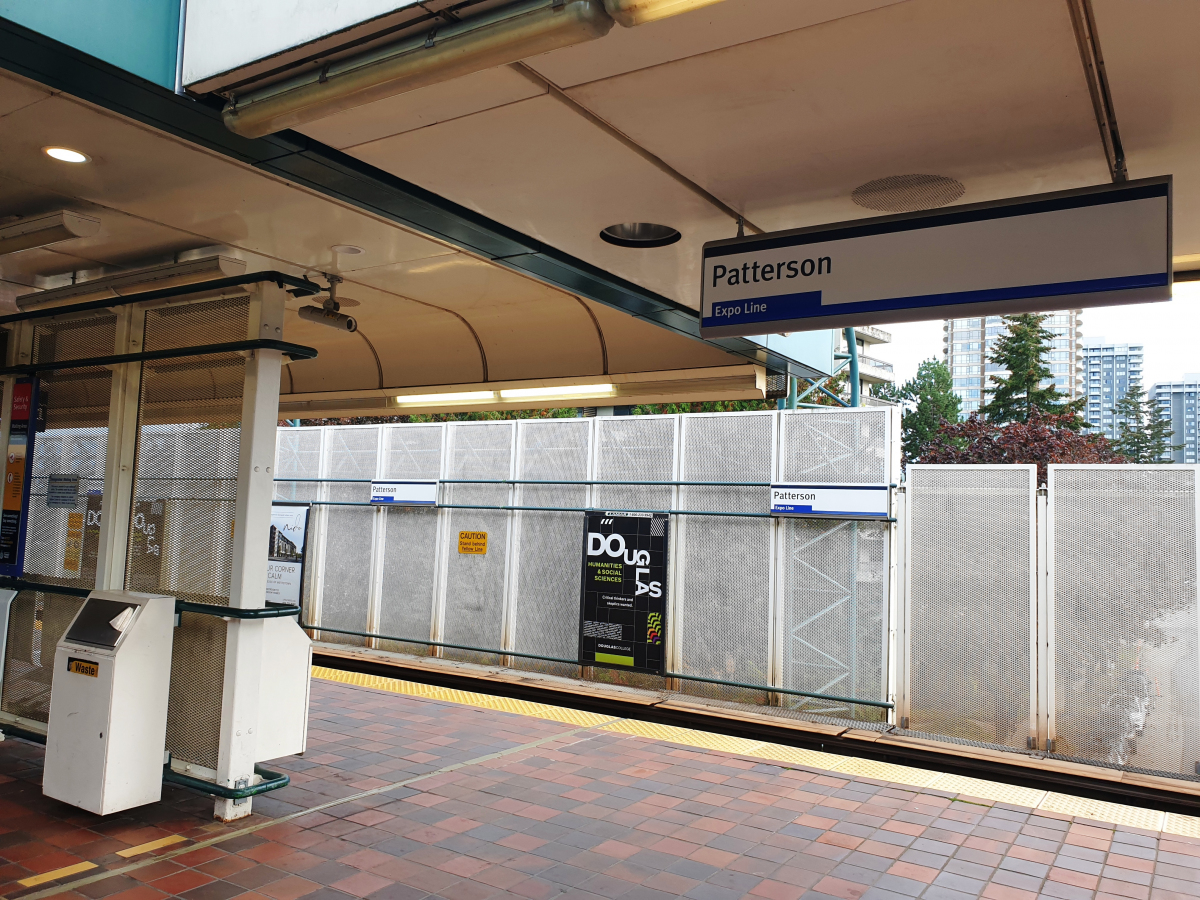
[881, 281, 1200, 389]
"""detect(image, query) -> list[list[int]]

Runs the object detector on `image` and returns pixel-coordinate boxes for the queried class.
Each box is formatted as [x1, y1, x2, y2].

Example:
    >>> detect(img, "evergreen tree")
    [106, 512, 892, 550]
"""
[981, 313, 1082, 426]
[1112, 382, 1181, 462]
[878, 359, 961, 462]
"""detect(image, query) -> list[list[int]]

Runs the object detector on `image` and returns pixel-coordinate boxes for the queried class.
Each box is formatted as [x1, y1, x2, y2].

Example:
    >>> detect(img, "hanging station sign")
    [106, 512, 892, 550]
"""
[770, 484, 890, 520]
[0, 378, 38, 575]
[700, 177, 1172, 337]
[267, 503, 310, 606]
[578, 511, 668, 675]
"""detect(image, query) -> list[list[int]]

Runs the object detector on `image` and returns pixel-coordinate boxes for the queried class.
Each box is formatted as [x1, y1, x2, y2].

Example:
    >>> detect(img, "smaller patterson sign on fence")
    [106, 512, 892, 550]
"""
[579, 511, 668, 675]
[371, 480, 438, 506]
[700, 177, 1171, 337]
[771, 484, 890, 520]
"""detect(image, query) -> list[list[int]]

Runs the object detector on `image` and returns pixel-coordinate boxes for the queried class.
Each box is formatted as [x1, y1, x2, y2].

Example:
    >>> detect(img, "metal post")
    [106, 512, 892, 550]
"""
[845, 327, 860, 407]
[786, 376, 797, 410]
[213, 283, 285, 822]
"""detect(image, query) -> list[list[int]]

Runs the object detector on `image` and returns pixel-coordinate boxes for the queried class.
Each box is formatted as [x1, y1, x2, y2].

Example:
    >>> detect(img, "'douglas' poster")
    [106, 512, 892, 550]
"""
[578, 511, 668, 675]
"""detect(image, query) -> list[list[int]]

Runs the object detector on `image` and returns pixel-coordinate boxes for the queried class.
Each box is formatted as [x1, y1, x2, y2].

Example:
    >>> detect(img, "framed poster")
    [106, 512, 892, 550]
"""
[268, 502, 310, 606]
[0, 378, 38, 576]
[578, 511, 669, 675]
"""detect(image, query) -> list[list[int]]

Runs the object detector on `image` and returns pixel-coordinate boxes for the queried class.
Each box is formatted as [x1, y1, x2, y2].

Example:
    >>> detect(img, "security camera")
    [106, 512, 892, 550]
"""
[298, 304, 357, 332]
[299, 273, 357, 332]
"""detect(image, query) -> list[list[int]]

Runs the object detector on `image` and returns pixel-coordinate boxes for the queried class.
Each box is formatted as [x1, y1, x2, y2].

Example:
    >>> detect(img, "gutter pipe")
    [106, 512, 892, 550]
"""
[222, 0, 732, 138]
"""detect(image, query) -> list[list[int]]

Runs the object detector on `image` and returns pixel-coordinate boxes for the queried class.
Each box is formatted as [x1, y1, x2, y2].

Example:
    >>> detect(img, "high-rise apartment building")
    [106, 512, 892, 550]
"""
[943, 310, 1083, 415]
[1152, 378, 1200, 464]
[1082, 339, 1144, 438]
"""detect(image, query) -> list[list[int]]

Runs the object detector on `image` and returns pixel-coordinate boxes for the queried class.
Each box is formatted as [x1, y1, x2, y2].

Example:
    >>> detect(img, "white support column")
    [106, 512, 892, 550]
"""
[214, 283, 285, 821]
[96, 307, 144, 590]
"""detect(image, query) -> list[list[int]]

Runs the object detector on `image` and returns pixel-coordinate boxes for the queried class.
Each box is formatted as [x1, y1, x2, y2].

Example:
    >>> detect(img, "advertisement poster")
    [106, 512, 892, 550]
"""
[268, 503, 310, 606]
[0, 379, 37, 574]
[578, 511, 669, 675]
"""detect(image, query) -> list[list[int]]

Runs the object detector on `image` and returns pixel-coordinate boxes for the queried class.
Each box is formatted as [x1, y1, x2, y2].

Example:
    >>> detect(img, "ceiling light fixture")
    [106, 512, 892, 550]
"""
[599, 222, 681, 248]
[43, 147, 90, 163]
[395, 390, 497, 405]
[331, 244, 364, 255]
[0, 211, 100, 256]
[499, 383, 615, 400]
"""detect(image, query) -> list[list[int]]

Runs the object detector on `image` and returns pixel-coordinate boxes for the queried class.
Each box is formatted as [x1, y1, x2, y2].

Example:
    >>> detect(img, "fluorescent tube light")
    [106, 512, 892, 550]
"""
[499, 383, 615, 400]
[394, 391, 497, 404]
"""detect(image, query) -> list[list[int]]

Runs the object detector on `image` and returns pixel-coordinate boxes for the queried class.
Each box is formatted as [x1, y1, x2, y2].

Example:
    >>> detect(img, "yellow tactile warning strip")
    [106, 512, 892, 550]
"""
[17, 862, 96, 888]
[312, 665, 1200, 837]
[311, 666, 613, 727]
[115, 835, 188, 858]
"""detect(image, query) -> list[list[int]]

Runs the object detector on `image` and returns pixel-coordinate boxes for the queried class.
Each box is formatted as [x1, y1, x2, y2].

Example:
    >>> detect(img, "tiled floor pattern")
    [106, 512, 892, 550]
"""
[0, 668, 1198, 900]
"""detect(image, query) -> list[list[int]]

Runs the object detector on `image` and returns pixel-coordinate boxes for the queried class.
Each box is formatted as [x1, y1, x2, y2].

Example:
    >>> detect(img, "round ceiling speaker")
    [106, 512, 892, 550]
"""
[599, 222, 682, 248]
[851, 174, 965, 213]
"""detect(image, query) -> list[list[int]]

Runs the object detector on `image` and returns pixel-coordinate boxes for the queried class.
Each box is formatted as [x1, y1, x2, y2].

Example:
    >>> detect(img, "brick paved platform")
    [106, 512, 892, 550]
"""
[1, 671, 1199, 900]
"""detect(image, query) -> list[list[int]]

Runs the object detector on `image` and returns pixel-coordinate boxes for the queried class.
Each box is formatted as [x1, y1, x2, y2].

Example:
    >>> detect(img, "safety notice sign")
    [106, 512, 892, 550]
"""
[578, 511, 668, 675]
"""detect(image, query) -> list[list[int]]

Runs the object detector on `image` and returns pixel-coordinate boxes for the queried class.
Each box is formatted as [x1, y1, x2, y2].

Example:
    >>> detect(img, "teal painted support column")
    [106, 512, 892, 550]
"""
[844, 327, 860, 407]
[786, 375, 798, 410]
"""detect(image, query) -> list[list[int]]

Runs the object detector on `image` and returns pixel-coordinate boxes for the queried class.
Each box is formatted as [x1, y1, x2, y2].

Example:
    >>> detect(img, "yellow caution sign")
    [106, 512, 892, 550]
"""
[458, 531, 487, 554]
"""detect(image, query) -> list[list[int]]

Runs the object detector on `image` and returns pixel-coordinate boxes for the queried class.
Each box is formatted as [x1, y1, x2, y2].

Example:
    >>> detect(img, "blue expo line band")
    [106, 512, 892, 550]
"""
[701, 177, 1170, 258]
[700, 272, 1169, 330]
[302, 623, 892, 712]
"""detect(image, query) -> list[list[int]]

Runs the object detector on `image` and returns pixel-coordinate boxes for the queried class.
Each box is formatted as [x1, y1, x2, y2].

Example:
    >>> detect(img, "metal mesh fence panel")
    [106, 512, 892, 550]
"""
[1, 590, 86, 723]
[274, 428, 322, 611]
[128, 297, 249, 770]
[1051, 466, 1199, 777]
[377, 425, 443, 654]
[442, 422, 513, 662]
[24, 316, 115, 592]
[589, 416, 675, 689]
[780, 519, 888, 721]
[676, 413, 772, 703]
[510, 419, 589, 675]
[780, 409, 889, 484]
[906, 466, 1033, 748]
[319, 427, 378, 646]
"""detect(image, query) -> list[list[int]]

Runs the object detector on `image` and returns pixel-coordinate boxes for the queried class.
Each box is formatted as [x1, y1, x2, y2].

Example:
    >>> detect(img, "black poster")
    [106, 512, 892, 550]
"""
[578, 511, 668, 675]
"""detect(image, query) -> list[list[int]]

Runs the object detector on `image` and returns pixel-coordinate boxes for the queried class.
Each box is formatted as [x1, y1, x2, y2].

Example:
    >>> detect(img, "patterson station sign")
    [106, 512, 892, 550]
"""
[699, 177, 1172, 338]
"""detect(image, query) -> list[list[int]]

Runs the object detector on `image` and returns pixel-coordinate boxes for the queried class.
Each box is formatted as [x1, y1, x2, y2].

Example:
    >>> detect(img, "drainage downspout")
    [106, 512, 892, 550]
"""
[845, 327, 860, 407]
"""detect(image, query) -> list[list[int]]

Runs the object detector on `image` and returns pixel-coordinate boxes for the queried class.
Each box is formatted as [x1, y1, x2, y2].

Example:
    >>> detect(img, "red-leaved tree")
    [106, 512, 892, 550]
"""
[921, 411, 1125, 485]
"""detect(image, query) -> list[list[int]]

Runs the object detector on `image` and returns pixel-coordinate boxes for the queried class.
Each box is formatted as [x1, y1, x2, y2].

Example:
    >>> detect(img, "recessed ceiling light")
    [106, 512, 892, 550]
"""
[43, 147, 90, 164]
[331, 244, 364, 255]
[599, 223, 681, 249]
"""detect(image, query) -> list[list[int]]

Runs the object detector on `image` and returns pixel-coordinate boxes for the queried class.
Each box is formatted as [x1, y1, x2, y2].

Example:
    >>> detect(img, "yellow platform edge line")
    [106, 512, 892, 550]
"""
[115, 834, 188, 858]
[312, 665, 1194, 834]
[311, 665, 611, 726]
[17, 862, 97, 887]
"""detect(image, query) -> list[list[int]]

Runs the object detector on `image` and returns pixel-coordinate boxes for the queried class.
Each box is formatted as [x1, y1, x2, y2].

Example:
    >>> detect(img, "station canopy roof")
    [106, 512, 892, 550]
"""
[1, 0, 1197, 415]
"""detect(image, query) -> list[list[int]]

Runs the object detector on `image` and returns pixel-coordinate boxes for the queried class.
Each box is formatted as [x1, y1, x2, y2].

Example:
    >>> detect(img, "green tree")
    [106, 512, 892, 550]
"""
[981, 313, 1082, 426]
[1112, 382, 1181, 462]
[877, 359, 961, 462]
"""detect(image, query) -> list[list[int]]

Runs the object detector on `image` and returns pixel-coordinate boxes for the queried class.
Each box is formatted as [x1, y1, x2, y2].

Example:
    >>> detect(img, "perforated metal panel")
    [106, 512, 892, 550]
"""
[377, 425, 443, 653]
[442, 422, 512, 661]
[128, 297, 249, 770]
[1050, 466, 1199, 776]
[780, 409, 890, 484]
[592, 416, 675, 512]
[781, 519, 888, 719]
[24, 315, 115, 592]
[1, 590, 86, 723]
[319, 427, 378, 646]
[511, 419, 589, 674]
[906, 465, 1034, 748]
[676, 413, 772, 703]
